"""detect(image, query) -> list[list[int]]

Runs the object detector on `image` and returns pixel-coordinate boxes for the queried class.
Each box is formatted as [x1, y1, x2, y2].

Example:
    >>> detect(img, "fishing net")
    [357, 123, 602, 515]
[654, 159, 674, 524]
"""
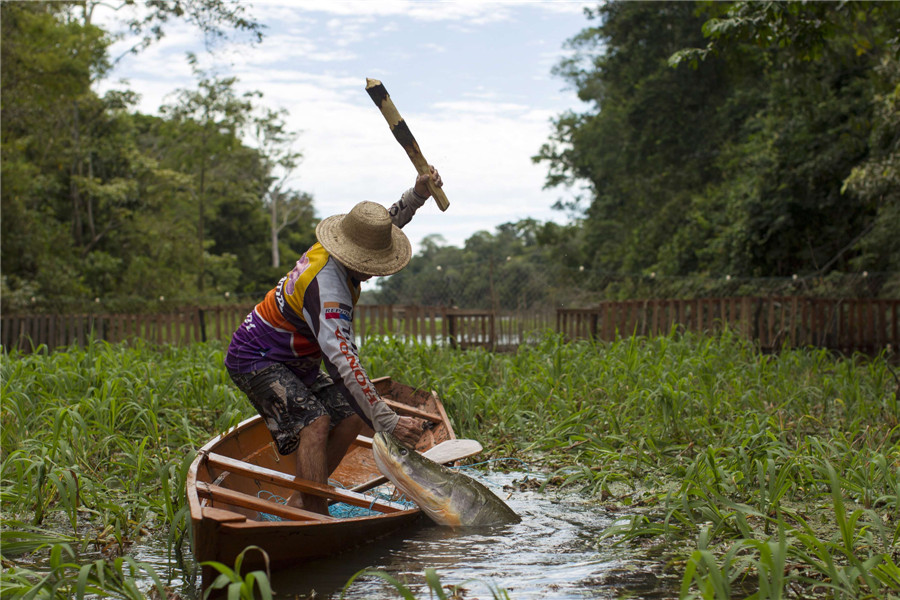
[326, 481, 416, 518]
[257, 490, 288, 521]
[255, 483, 415, 521]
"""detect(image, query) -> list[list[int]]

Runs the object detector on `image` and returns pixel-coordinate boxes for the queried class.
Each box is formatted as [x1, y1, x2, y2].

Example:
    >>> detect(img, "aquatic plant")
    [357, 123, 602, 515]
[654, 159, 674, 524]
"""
[341, 567, 511, 600]
[200, 545, 272, 600]
[0, 542, 166, 599]
[364, 330, 899, 599]
[1, 339, 248, 597]
[2, 329, 898, 598]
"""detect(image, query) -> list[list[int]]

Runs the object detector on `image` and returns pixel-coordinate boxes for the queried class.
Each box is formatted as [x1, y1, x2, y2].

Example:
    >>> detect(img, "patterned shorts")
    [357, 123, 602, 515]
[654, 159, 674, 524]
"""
[228, 364, 356, 456]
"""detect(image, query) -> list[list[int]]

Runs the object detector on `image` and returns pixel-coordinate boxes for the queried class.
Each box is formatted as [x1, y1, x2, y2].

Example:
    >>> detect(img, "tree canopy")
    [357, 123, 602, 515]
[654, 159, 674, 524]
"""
[3, 1, 898, 315]
[1, 1, 313, 312]
[534, 0, 900, 295]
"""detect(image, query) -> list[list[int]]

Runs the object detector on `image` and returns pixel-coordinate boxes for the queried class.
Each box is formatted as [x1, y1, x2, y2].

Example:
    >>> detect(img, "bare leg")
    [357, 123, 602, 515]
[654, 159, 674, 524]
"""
[326, 414, 363, 475]
[289, 415, 330, 514]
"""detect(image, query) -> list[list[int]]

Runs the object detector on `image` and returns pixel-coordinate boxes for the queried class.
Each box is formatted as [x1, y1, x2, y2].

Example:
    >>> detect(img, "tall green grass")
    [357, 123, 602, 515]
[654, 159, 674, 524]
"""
[1, 338, 251, 597]
[364, 330, 899, 599]
[2, 330, 898, 598]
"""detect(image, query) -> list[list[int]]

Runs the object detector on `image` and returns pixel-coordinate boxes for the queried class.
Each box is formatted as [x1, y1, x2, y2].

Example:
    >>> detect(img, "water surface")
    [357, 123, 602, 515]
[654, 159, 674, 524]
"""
[271, 471, 677, 599]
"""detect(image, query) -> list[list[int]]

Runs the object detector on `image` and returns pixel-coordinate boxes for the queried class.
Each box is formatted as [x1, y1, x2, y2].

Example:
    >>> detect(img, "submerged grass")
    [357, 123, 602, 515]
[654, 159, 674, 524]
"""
[1, 330, 898, 598]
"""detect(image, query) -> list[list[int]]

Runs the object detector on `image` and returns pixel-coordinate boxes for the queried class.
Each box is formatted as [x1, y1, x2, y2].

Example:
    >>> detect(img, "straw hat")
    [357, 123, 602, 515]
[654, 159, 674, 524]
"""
[315, 201, 412, 276]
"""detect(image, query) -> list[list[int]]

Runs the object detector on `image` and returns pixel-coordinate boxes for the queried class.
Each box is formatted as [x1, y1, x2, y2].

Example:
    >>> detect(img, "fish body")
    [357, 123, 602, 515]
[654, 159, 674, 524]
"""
[372, 432, 520, 527]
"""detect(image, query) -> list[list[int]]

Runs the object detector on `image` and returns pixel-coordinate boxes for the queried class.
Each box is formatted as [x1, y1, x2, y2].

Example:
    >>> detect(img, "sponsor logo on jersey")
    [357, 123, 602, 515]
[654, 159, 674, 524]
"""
[334, 327, 378, 405]
[324, 302, 352, 321]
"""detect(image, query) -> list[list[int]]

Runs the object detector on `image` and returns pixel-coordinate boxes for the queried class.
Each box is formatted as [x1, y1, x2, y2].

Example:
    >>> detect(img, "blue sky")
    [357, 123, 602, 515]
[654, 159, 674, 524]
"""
[95, 1, 595, 255]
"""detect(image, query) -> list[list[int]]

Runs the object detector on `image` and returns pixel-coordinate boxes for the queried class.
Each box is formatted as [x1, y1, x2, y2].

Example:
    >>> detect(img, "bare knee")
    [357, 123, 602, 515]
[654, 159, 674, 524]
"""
[299, 414, 331, 445]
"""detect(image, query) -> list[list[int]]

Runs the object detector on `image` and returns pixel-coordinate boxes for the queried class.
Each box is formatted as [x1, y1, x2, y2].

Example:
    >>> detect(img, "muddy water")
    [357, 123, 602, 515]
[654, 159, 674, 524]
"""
[269, 471, 678, 599]
[125, 470, 677, 598]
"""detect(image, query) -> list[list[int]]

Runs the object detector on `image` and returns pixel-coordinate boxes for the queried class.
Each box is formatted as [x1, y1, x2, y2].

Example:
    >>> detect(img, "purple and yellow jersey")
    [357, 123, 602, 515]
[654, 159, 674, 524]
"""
[225, 188, 427, 433]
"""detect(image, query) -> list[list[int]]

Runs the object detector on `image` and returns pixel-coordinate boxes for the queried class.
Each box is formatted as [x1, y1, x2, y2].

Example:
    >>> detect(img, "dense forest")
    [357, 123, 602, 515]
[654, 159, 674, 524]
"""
[531, 1, 900, 297]
[2, 1, 898, 314]
[1, 1, 313, 312]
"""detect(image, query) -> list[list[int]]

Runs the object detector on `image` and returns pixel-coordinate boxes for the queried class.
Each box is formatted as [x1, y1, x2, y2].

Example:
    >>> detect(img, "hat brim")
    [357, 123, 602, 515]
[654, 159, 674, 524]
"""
[316, 215, 412, 276]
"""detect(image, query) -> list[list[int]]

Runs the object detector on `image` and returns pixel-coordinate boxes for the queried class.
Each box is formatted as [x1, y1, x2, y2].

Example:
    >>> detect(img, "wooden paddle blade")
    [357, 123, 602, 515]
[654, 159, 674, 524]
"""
[422, 438, 483, 464]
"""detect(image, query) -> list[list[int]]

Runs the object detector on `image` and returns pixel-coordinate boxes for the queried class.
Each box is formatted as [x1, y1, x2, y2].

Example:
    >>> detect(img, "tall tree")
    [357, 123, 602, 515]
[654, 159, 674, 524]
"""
[248, 108, 311, 268]
[160, 56, 258, 292]
[535, 1, 751, 276]
[1, 2, 116, 306]
[1, 1, 280, 310]
[671, 1, 900, 279]
[843, 55, 900, 283]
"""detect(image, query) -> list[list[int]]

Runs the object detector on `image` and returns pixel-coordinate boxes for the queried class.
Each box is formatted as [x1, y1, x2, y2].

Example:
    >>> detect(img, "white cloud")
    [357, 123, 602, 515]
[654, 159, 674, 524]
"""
[431, 100, 531, 115]
[253, 0, 513, 22]
[92, 0, 587, 255]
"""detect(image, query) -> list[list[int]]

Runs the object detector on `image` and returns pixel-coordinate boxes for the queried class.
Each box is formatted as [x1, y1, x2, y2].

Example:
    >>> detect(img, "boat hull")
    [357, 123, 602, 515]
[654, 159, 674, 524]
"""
[186, 377, 456, 586]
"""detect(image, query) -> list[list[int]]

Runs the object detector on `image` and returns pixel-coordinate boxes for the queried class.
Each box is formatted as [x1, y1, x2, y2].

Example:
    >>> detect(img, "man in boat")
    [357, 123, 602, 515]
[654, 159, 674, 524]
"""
[224, 167, 443, 515]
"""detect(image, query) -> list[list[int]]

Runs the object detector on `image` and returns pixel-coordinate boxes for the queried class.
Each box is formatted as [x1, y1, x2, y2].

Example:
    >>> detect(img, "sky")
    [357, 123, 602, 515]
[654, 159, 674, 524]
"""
[94, 0, 596, 256]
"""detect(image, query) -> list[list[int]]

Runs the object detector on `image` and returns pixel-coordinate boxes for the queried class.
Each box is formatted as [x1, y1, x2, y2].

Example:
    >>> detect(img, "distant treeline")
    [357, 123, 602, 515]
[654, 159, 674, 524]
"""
[2, 2, 898, 316]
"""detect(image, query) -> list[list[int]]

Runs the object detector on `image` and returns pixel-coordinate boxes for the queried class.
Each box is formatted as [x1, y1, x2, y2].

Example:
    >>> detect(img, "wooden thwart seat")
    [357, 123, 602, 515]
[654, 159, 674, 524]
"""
[203, 452, 409, 514]
[352, 435, 373, 449]
[196, 482, 334, 522]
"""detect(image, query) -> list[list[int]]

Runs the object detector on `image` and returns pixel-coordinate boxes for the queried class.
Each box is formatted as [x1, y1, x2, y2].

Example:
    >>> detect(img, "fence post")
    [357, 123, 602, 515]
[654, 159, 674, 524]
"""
[893, 300, 899, 348]
[740, 297, 751, 340]
[489, 310, 496, 351]
[429, 306, 437, 345]
[447, 310, 457, 349]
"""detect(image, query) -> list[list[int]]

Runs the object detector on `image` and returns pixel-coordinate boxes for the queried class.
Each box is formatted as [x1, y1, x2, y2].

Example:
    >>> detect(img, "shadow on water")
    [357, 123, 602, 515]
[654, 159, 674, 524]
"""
[271, 471, 679, 600]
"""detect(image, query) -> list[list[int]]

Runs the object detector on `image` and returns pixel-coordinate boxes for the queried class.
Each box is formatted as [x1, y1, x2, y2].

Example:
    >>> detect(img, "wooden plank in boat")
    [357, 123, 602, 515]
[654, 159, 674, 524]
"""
[352, 435, 373, 449]
[196, 482, 334, 522]
[380, 399, 442, 422]
[202, 506, 247, 523]
[204, 452, 408, 513]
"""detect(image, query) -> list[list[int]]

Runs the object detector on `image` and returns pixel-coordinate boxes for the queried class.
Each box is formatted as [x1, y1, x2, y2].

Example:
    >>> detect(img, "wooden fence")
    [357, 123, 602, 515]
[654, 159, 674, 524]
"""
[557, 297, 899, 353]
[354, 306, 556, 351]
[0, 305, 556, 354]
[2, 297, 897, 355]
[0, 305, 256, 352]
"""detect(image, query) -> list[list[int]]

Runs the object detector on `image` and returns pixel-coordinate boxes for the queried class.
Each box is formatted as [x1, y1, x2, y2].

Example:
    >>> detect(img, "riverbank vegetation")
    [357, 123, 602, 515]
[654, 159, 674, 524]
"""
[2, 332, 897, 598]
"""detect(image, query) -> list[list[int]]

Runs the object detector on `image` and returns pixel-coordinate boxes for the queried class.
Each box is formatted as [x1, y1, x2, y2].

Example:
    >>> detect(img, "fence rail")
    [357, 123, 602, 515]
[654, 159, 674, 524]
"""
[2, 297, 897, 355]
[0, 305, 257, 352]
[0, 305, 556, 354]
[557, 297, 899, 354]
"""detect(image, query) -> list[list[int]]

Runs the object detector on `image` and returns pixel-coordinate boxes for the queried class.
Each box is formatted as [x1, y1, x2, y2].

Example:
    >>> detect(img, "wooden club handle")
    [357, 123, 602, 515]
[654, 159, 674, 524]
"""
[365, 78, 449, 212]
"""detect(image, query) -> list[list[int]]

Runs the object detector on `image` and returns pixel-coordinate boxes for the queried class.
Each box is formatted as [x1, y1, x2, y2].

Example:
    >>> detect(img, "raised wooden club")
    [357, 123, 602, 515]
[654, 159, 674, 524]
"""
[365, 78, 449, 212]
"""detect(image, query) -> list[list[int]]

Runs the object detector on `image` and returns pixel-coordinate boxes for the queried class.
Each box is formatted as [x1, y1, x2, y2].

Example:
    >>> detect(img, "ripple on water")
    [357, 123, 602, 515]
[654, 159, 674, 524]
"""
[271, 471, 676, 599]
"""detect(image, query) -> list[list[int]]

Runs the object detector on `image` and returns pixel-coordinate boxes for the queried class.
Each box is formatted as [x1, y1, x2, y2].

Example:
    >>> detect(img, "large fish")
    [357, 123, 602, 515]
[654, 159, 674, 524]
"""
[372, 431, 521, 527]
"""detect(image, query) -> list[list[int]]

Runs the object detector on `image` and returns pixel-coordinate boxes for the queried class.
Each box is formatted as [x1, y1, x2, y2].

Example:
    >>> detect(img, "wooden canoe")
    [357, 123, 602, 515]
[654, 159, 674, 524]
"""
[186, 376, 459, 586]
